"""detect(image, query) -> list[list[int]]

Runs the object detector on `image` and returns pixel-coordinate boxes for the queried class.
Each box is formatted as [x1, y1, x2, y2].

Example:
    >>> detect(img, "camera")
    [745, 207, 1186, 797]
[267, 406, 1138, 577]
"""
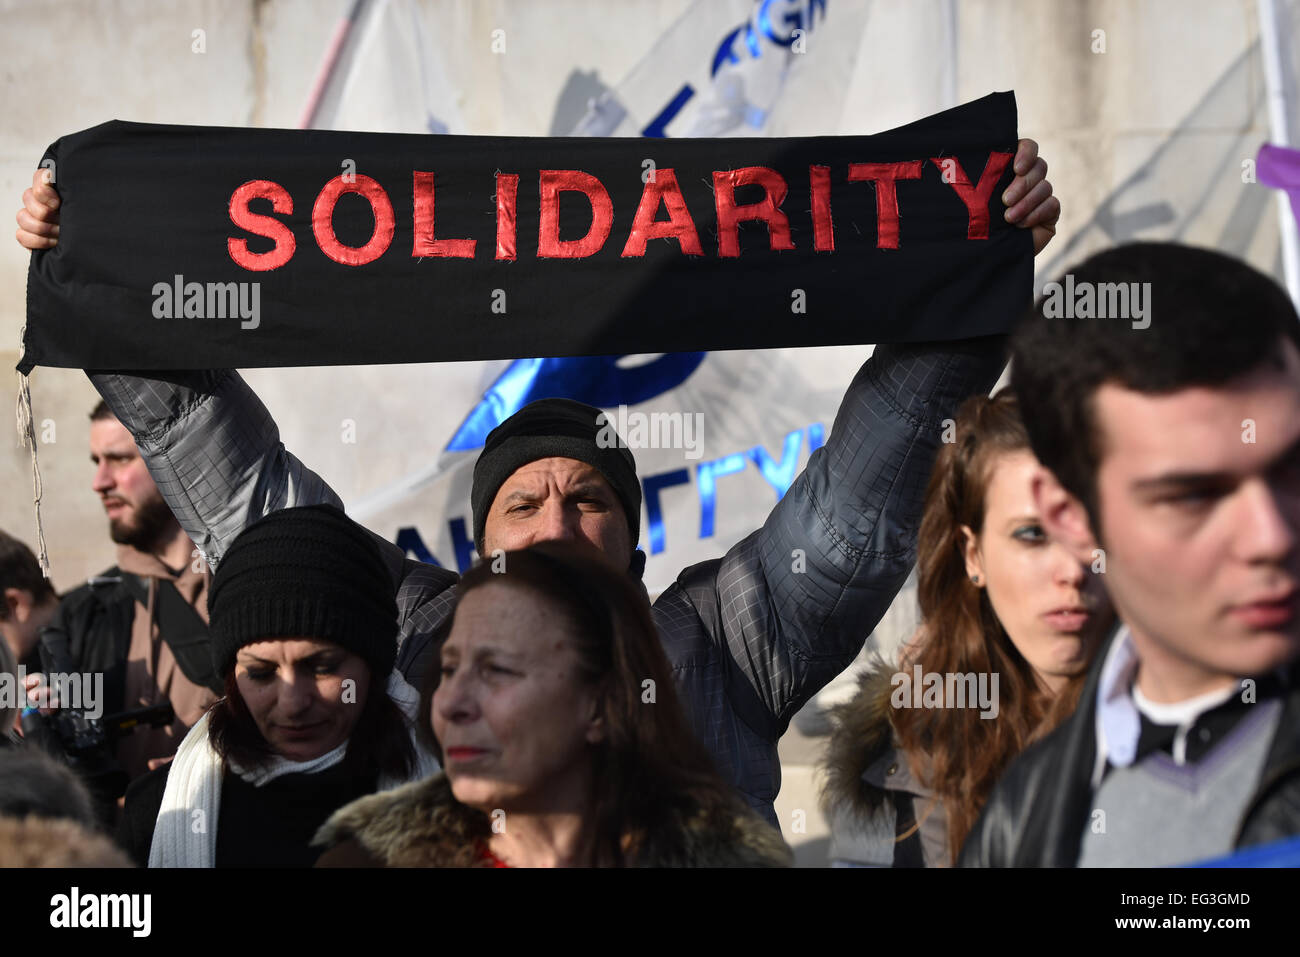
[20, 623, 176, 820]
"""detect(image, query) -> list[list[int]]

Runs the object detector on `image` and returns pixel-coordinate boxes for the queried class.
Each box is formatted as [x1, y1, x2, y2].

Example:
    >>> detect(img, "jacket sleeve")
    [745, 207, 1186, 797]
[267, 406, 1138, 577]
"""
[87, 370, 344, 569]
[680, 337, 1007, 741]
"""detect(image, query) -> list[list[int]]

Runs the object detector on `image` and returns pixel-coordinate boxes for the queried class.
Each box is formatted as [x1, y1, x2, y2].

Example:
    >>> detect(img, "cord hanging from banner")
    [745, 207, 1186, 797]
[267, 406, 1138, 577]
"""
[13, 328, 49, 575]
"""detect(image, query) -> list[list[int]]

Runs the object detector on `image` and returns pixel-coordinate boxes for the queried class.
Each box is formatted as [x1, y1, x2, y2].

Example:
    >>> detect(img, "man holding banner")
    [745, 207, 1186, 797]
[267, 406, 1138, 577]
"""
[16, 95, 1059, 825]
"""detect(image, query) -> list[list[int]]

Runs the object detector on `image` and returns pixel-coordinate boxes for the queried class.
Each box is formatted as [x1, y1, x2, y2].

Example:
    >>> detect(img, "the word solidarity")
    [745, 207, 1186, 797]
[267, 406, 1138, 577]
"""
[49, 888, 151, 937]
[226, 157, 1012, 271]
[22, 93, 1028, 372]
[890, 664, 1000, 719]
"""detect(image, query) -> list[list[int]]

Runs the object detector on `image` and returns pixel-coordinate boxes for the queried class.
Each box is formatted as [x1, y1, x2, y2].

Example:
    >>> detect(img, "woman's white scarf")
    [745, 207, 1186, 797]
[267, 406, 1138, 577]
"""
[147, 670, 440, 868]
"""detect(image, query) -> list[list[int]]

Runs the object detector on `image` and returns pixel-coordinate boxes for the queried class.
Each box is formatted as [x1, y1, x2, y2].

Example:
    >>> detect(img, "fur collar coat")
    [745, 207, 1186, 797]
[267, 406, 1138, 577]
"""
[313, 772, 793, 868]
[821, 661, 948, 867]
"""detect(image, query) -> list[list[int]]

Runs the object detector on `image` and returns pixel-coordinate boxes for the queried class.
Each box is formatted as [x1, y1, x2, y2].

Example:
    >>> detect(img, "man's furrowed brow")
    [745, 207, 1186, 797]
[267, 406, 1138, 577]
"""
[498, 477, 610, 504]
[498, 481, 548, 506]
[565, 480, 613, 500]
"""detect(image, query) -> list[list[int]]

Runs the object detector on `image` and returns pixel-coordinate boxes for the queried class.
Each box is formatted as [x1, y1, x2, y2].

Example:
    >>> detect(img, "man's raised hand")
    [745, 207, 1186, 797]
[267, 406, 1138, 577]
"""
[16, 166, 60, 250]
[1004, 138, 1059, 256]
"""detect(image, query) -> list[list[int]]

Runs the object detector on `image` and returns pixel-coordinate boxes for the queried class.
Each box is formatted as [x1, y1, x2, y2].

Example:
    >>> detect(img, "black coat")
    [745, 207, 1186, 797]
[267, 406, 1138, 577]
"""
[20, 573, 140, 826]
[960, 627, 1300, 866]
[44, 568, 137, 718]
[120, 759, 378, 867]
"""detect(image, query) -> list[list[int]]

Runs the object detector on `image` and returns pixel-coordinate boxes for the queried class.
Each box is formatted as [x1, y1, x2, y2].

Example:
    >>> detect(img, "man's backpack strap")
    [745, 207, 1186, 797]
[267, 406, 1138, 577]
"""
[118, 573, 222, 695]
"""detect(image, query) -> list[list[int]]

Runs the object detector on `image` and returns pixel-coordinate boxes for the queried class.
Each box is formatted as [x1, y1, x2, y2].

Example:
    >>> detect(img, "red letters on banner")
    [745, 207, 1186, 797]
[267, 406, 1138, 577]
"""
[228, 180, 296, 271]
[228, 154, 1009, 269]
[930, 152, 1013, 240]
[412, 171, 476, 259]
[621, 169, 704, 258]
[809, 165, 834, 252]
[712, 167, 796, 258]
[847, 162, 924, 250]
[495, 173, 519, 262]
[312, 174, 395, 266]
[537, 170, 614, 258]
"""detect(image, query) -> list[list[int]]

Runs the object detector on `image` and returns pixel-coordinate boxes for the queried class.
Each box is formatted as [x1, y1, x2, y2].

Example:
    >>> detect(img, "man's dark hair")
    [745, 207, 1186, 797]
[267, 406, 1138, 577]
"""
[1011, 242, 1300, 525]
[89, 399, 114, 422]
[0, 529, 55, 615]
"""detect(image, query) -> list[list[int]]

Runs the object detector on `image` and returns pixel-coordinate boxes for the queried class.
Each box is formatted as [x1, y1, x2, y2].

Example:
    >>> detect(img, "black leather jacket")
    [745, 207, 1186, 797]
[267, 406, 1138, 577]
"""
[960, 627, 1300, 866]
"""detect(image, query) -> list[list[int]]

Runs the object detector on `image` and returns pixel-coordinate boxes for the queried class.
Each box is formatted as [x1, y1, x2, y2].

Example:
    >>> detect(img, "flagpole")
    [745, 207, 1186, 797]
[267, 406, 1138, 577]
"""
[943, 0, 958, 109]
[1258, 0, 1300, 308]
[297, 0, 375, 129]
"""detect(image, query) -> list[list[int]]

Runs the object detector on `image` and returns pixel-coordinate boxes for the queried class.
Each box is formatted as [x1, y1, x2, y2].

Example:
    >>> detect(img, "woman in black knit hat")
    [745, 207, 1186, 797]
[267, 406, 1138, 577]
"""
[118, 505, 439, 867]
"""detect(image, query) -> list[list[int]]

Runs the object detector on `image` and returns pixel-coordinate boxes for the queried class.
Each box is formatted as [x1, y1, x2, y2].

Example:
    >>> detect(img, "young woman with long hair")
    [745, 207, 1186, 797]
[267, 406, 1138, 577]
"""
[821, 391, 1114, 866]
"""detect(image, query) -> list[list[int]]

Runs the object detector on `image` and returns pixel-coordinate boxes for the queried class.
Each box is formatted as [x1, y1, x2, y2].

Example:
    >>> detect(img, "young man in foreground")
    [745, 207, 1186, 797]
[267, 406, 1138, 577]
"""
[962, 242, 1300, 866]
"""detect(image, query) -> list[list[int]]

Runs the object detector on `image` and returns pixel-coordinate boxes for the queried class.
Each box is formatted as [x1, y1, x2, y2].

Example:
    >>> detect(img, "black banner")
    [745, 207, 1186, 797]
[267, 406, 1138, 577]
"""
[20, 92, 1031, 372]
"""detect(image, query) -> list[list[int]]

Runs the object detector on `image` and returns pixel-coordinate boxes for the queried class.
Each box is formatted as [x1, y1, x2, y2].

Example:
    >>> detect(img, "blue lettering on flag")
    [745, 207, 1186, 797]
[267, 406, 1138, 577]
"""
[697, 453, 749, 539]
[395, 526, 438, 566]
[642, 84, 695, 138]
[750, 428, 804, 499]
[643, 468, 692, 555]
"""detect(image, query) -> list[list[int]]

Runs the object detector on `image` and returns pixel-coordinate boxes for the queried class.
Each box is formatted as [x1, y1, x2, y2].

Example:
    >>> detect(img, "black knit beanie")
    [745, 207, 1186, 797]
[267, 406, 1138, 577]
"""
[207, 505, 398, 680]
[470, 398, 642, 560]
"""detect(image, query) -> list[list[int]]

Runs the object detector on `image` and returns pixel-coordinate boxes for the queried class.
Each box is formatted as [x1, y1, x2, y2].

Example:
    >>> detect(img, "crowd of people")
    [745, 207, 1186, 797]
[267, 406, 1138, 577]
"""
[4, 135, 1299, 868]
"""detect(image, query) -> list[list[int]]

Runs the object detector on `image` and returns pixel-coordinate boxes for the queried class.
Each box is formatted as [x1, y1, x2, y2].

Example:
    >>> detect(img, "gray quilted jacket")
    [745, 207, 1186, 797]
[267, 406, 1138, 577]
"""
[89, 337, 1005, 826]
